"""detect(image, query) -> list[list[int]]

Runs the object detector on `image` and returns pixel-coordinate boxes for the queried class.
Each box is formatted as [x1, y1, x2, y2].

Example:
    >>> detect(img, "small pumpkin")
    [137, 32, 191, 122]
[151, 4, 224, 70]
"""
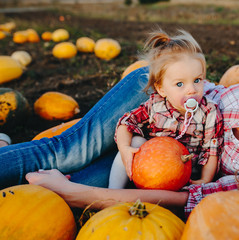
[0, 184, 77, 240]
[0, 56, 23, 84]
[41, 31, 52, 41]
[0, 21, 16, 32]
[52, 42, 77, 59]
[132, 136, 192, 190]
[0, 30, 6, 40]
[181, 191, 239, 240]
[34, 91, 80, 121]
[11, 50, 32, 68]
[121, 60, 149, 79]
[76, 37, 95, 53]
[76, 199, 185, 240]
[13, 30, 28, 44]
[32, 118, 81, 140]
[0, 88, 30, 127]
[52, 28, 70, 42]
[94, 38, 121, 60]
[26, 28, 40, 43]
[219, 65, 239, 87]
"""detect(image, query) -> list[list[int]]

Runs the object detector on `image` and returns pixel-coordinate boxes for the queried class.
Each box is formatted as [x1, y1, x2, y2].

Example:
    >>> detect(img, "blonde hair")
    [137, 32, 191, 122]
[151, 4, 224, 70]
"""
[143, 28, 206, 93]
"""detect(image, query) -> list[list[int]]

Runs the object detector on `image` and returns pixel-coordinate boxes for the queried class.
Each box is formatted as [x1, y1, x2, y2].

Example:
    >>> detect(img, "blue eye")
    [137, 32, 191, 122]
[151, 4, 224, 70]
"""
[176, 82, 183, 87]
[194, 78, 201, 83]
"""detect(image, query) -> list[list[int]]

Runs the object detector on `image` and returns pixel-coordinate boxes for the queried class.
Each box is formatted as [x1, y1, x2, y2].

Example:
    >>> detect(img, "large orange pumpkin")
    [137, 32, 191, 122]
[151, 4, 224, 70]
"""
[181, 190, 239, 240]
[132, 136, 192, 190]
[76, 199, 185, 240]
[121, 60, 148, 79]
[32, 118, 81, 140]
[0, 184, 77, 239]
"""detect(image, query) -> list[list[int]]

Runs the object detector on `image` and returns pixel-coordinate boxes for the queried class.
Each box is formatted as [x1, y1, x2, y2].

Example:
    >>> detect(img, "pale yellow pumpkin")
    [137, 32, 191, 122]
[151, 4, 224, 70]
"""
[76, 199, 185, 240]
[76, 37, 95, 53]
[34, 91, 80, 121]
[52, 42, 77, 59]
[0, 21, 16, 32]
[0, 56, 23, 84]
[219, 65, 239, 87]
[11, 50, 32, 67]
[52, 28, 69, 42]
[0, 184, 77, 240]
[94, 38, 121, 60]
[121, 60, 149, 79]
[181, 191, 239, 240]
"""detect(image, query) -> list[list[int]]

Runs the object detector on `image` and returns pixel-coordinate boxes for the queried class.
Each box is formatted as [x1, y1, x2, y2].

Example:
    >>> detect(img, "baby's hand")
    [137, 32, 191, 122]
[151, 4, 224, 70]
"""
[119, 146, 139, 180]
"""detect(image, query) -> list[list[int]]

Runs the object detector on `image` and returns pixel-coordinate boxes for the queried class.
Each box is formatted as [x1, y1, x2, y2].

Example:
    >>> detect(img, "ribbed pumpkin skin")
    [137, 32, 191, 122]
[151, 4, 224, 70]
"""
[32, 118, 81, 140]
[121, 60, 148, 79]
[181, 191, 239, 240]
[0, 56, 23, 84]
[34, 92, 80, 121]
[132, 137, 192, 190]
[0, 184, 77, 240]
[0, 88, 29, 126]
[76, 201, 185, 240]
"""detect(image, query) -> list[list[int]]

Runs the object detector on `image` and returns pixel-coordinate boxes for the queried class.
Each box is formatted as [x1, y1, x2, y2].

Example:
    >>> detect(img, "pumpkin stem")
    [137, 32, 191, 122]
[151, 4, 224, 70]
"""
[128, 199, 149, 219]
[181, 153, 194, 163]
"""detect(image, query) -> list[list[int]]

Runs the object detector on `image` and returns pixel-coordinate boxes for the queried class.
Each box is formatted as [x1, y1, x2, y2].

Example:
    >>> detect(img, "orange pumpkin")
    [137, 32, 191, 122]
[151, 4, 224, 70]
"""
[32, 118, 81, 140]
[34, 92, 80, 121]
[26, 29, 40, 43]
[181, 190, 239, 240]
[41, 31, 52, 41]
[132, 136, 192, 190]
[0, 184, 77, 239]
[219, 65, 239, 87]
[121, 60, 148, 79]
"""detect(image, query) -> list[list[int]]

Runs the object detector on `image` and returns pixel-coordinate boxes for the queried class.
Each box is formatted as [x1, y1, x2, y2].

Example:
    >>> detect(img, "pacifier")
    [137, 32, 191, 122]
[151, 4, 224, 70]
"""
[184, 98, 198, 112]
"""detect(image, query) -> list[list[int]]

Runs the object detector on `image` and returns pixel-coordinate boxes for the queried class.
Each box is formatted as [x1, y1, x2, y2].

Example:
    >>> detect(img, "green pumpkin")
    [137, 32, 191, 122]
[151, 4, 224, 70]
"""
[0, 88, 30, 127]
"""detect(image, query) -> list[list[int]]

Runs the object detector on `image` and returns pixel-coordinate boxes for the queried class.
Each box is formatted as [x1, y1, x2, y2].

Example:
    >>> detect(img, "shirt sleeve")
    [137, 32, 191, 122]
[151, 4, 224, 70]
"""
[198, 103, 223, 165]
[114, 98, 151, 141]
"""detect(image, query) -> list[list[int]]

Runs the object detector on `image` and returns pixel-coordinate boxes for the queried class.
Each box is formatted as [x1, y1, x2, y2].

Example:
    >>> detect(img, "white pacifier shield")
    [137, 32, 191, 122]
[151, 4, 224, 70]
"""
[185, 98, 197, 108]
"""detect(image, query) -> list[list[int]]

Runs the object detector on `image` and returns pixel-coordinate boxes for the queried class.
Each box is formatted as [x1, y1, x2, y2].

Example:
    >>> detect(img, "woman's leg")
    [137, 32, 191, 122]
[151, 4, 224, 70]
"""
[0, 67, 150, 189]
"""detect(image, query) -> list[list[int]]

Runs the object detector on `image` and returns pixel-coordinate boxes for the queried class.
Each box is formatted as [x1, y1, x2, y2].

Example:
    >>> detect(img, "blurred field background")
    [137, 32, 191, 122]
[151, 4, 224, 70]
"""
[0, 0, 239, 143]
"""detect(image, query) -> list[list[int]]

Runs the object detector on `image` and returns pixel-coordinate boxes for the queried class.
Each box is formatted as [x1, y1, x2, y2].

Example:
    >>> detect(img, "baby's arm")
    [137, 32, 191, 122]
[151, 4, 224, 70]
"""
[116, 125, 139, 179]
[191, 155, 218, 184]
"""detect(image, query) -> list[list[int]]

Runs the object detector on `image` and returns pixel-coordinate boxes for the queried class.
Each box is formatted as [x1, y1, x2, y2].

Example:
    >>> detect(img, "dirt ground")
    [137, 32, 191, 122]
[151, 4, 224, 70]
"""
[1, 5, 239, 143]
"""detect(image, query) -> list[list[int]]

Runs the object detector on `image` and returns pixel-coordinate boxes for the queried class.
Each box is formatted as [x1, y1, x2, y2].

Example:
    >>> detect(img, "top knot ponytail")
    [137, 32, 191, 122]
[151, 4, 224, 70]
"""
[144, 29, 170, 49]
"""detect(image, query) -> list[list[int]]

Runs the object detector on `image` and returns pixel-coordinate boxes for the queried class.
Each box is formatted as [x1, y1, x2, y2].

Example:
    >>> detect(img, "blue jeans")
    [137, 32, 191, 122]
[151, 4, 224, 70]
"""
[0, 67, 150, 189]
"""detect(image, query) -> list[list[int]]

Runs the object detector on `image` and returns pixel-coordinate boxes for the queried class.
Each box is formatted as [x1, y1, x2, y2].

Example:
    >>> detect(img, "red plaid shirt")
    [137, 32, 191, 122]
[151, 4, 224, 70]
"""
[184, 83, 239, 218]
[219, 84, 239, 175]
[116, 92, 223, 177]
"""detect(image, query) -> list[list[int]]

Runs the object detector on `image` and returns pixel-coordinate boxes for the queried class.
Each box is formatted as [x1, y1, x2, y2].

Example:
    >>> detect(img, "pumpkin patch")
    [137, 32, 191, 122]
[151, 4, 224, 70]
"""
[132, 137, 192, 190]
